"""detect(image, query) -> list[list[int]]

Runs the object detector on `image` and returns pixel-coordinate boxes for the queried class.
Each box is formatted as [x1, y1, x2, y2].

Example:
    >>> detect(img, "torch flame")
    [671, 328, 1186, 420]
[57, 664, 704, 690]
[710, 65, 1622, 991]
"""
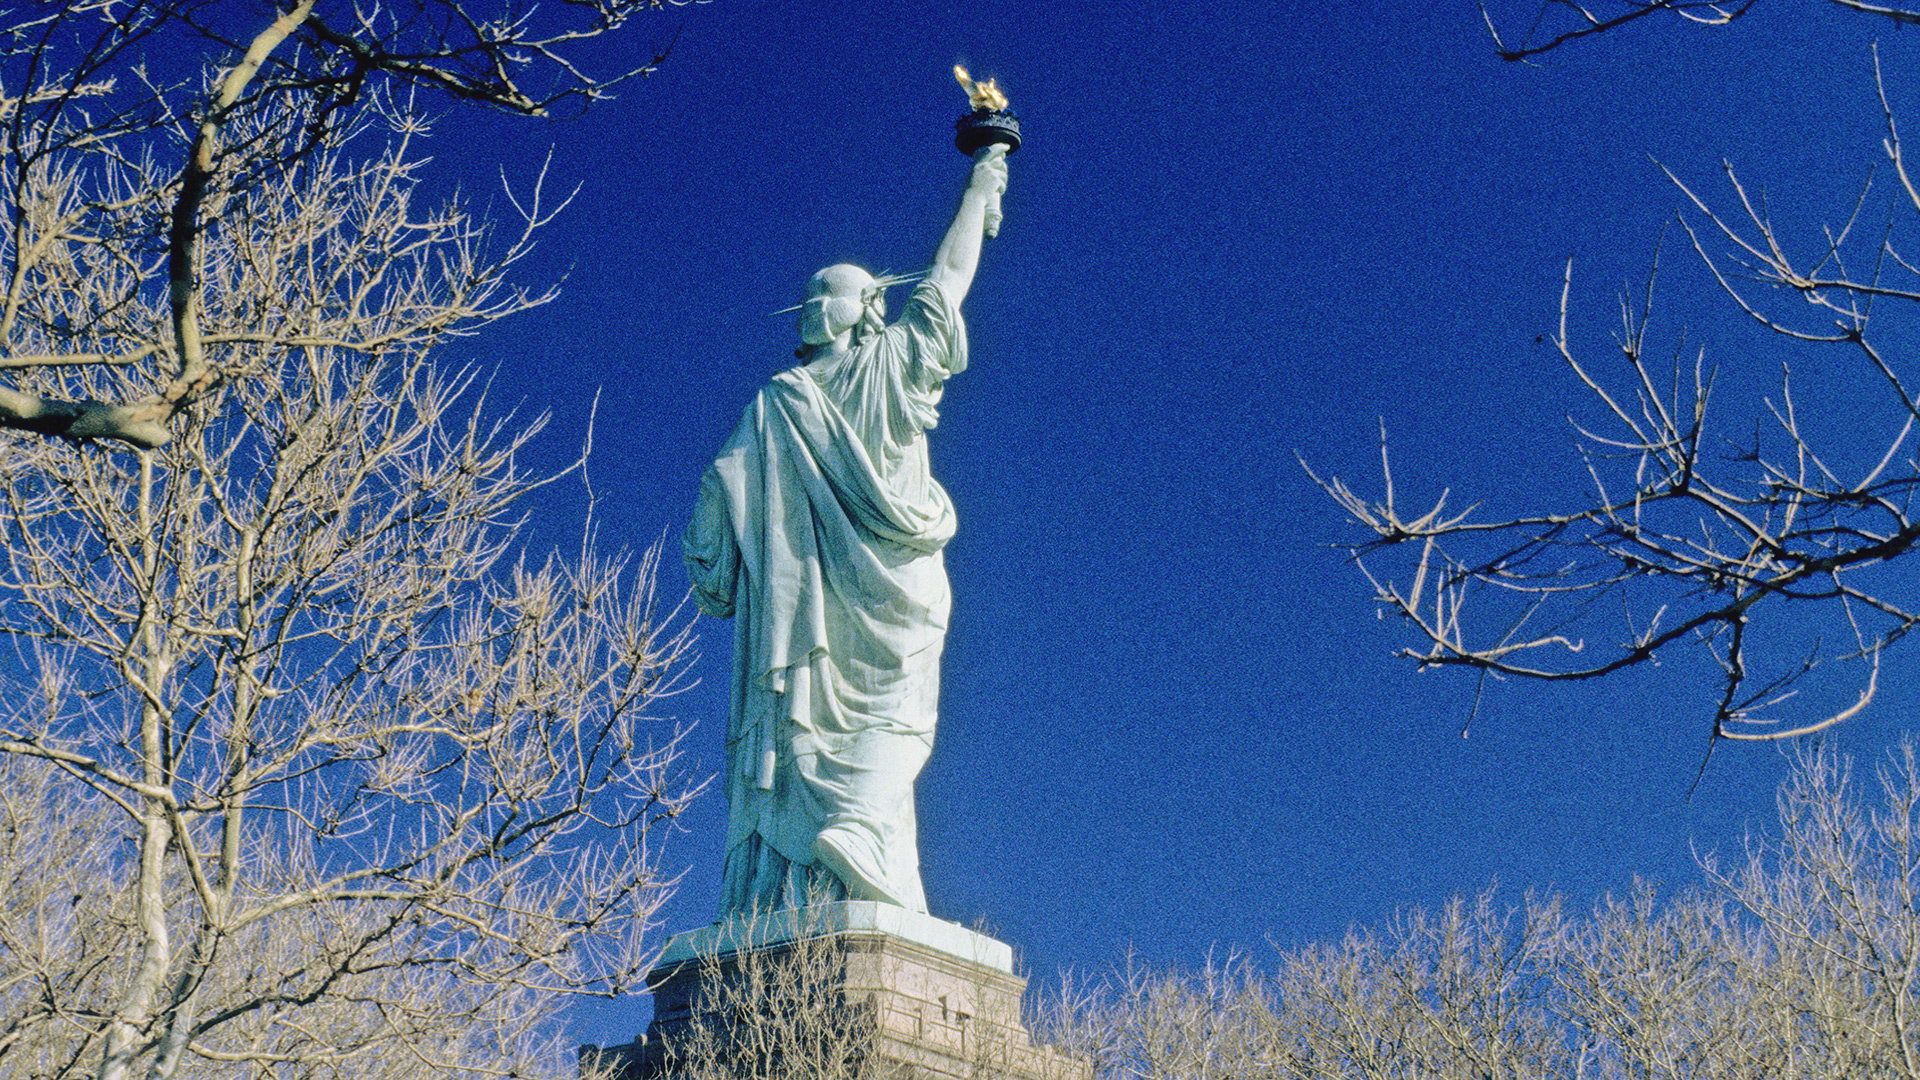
[954, 65, 1009, 112]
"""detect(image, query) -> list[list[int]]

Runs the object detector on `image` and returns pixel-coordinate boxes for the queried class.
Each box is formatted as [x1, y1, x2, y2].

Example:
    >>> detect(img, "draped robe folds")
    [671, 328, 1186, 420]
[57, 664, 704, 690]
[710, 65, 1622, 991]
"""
[683, 280, 968, 915]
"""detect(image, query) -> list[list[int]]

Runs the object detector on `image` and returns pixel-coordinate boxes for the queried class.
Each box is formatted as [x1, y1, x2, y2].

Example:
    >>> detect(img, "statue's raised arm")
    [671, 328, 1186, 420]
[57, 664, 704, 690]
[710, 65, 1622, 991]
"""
[926, 148, 1009, 306]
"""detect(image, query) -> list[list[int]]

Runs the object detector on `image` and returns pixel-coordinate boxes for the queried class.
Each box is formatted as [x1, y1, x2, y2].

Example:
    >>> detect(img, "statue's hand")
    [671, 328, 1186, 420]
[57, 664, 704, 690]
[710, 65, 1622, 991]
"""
[968, 148, 1009, 239]
[970, 148, 1009, 197]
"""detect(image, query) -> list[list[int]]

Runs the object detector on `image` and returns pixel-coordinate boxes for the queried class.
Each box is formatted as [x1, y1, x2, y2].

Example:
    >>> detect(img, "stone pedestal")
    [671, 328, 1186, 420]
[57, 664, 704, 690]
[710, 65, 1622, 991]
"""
[582, 903, 1084, 1080]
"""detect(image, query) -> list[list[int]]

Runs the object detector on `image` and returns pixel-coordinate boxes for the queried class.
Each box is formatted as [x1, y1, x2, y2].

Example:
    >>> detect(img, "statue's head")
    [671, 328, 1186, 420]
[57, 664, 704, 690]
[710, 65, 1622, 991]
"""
[797, 264, 886, 347]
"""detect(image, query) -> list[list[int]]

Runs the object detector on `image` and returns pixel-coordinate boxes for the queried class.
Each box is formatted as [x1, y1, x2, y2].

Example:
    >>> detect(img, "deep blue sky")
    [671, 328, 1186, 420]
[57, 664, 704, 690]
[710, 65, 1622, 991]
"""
[403, 0, 1920, 1044]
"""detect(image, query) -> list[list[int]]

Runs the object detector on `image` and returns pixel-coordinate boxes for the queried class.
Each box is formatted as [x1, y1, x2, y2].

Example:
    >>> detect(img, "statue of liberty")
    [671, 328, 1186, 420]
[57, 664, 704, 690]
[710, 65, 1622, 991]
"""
[683, 143, 1010, 915]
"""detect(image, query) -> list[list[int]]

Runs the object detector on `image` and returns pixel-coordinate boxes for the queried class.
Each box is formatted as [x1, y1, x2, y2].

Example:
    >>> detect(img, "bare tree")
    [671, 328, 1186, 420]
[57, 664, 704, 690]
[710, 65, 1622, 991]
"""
[1698, 743, 1920, 1078]
[1310, 47, 1920, 743]
[1072, 952, 1281, 1080]
[1027, 742, 1920, 1080]
[1476, 0, 1920, 62]
[1277, 892, 1569, 1080]
[0, 756, 598, 1080]
[1024, 891, 1573, 1080]
[0, 5, 702, 1080]
[1546, 881, 1794, 1079]
[0, 755, 133, 1078]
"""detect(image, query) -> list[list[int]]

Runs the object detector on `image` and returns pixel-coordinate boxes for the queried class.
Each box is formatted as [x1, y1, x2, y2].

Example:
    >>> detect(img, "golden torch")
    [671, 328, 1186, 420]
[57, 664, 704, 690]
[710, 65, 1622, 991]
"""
[953, 66, 1019, 238]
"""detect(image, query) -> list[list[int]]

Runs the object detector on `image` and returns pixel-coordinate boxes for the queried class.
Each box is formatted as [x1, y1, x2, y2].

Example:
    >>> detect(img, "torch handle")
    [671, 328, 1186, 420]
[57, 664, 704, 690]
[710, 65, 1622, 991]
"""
[972, 145, 1007, 239]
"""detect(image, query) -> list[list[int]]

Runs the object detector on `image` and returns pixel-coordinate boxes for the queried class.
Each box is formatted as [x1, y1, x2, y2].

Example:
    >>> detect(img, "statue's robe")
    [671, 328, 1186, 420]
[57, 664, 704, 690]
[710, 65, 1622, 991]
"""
[683, 280, 967, 914]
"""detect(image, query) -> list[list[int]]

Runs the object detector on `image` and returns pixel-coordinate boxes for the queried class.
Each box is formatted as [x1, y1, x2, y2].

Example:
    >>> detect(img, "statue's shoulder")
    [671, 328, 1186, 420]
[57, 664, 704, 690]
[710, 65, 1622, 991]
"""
[750, 364, 827, 416]
[768, 364, 815, 393]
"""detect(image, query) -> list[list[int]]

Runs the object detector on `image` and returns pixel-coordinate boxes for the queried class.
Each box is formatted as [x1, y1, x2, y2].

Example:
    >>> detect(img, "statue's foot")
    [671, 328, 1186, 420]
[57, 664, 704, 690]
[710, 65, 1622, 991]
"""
[812, 826, 906, 908]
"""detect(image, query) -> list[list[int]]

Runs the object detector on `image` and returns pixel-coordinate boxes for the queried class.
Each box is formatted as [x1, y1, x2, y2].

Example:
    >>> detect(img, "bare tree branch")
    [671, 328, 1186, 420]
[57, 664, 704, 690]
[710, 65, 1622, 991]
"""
[0, 1, 680, 449]
[1482, 0, 1757, 62]
[1315, 49, 1920, 742]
